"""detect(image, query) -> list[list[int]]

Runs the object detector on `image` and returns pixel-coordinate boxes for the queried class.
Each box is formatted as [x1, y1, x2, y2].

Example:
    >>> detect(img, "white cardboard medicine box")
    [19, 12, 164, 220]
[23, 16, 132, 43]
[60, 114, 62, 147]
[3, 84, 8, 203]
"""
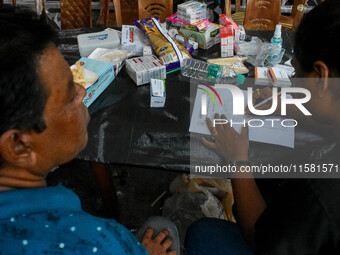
[150, 79, 166, 107]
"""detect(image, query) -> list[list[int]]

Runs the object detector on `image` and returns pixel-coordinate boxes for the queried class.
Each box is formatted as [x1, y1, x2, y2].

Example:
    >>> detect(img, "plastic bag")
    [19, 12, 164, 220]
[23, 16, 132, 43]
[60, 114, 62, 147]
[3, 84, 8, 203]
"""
[235, 36, 285, 67]
[193, 181, 226, 220]
[169, 174, 236, 222]
[163, 192, 207, 252]
[134, 18, 191, 71]
[254, 43, 285, 67]
[235, 36, 263, 56]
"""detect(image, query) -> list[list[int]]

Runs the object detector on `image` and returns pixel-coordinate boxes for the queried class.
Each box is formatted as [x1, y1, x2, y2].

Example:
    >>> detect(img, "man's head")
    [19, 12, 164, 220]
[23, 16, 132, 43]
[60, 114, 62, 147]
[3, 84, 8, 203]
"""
[292, 0, 340, 124]
[294, 0, 340, 75]
[0, 5, 89, 188]
[0, 4, 57, 135]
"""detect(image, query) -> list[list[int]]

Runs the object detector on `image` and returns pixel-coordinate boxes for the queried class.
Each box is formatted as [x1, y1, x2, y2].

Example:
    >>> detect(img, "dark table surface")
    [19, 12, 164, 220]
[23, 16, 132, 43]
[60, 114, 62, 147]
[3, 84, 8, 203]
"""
[57, 28, 329, 172]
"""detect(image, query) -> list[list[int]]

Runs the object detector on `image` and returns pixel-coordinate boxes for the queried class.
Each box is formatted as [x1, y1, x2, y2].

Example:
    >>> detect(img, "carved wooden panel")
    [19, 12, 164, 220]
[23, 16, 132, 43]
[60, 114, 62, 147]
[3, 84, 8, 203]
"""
[243, 0, 281, 30]
[138, 0, 173, 23]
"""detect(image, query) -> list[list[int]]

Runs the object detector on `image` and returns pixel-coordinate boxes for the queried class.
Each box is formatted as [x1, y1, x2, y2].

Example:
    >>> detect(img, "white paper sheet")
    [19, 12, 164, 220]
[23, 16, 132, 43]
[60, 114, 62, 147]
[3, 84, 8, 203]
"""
[189, 85, 295, 148]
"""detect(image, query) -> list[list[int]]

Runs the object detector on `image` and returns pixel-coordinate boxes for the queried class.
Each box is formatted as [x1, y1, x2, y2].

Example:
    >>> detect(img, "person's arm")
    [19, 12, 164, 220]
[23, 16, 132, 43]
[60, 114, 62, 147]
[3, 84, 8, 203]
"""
[231, 177, 266, 249]
[202, 114, 266, 249]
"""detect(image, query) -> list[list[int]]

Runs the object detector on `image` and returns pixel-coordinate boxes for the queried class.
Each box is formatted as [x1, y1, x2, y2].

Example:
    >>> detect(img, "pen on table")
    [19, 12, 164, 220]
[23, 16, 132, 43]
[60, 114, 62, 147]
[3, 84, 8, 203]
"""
[254, 92, 282, 109]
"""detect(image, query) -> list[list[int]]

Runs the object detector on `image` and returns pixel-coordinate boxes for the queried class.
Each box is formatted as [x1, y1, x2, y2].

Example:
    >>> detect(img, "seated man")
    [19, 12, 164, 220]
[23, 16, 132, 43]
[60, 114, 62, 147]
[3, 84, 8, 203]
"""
[0, 4, 176, 255]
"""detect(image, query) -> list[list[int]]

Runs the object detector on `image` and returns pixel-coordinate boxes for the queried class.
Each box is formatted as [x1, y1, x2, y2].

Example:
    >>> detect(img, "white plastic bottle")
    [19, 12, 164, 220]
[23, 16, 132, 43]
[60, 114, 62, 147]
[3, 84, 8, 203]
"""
[268, 24, 283, 66]
[271, 24, 282, 47]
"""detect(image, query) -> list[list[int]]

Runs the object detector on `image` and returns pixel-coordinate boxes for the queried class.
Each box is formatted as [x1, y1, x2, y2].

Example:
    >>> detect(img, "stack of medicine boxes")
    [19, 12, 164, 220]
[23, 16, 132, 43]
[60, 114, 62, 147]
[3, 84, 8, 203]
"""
[177, 1, 207, 23]
[220, 26, 234, 57]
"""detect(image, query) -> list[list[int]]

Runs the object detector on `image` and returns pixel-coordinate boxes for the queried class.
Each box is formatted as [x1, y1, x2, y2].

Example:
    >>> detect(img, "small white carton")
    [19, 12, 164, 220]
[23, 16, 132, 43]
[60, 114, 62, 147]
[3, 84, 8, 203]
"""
[125, 56, 166, 86]
[268, 67, 292, 87]
[255, 67, 271, 86]
[150, 79, 166, 108]
[121, 25, 149, 56]
[77, 30, 120, 57]
[145, 55, 167, 79]
[179, 23, 220, 49]
[274, 64, 295, 77]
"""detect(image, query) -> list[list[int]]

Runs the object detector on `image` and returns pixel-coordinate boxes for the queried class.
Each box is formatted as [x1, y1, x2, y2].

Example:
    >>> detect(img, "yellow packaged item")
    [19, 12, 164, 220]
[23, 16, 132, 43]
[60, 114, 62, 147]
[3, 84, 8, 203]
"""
[135, 18, 191, 71]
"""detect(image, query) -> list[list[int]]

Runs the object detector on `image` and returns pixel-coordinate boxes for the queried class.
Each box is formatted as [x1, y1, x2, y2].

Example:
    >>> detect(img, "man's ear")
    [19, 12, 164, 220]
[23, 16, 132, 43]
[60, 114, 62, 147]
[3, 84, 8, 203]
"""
[0, 130, 37, 168]
[313, 61, 330, 98]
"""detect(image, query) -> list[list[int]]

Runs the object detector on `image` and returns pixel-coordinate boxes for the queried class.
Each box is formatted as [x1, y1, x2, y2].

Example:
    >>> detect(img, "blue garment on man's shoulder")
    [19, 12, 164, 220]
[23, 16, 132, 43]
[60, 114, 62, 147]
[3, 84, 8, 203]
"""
[0, 184, 148, 255]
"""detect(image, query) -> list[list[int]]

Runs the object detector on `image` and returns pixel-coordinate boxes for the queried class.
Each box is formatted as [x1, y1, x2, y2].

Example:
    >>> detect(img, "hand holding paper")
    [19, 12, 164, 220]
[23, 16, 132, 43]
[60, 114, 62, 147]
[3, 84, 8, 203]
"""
[202, 113, 249, 162]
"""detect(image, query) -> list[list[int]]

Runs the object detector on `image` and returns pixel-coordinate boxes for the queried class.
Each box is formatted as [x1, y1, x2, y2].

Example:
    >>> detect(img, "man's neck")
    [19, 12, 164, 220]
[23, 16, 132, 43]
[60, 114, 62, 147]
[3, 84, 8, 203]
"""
[0, 166, 47, 191]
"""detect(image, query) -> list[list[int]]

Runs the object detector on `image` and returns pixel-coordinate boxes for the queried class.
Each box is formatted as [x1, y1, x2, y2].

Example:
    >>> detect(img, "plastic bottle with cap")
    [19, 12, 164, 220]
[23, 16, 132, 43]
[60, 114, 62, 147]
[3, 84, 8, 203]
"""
[267, 24, 283, 66]
[271, 24, 282, 47]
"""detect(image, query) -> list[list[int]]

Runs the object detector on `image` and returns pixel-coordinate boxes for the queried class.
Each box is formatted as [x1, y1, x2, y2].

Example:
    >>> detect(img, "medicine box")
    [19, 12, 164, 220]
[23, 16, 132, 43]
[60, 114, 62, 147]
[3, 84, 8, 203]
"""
[177, 1, 207, 24]
[75, 57, 115, 107]
[77, 30, 120, 57]
[125, 55, 166, 86]
[179, 23, 221, 49]
[178, 10, 206, 24]
[220, 26, 234, 57]
[150, 79, 166, 107]
[274, 64, 295, 77]
[219, 14, 239, 33]
[268, 67, 292, 87]
[166, 13, 210, 32]
[121, 25, 149, 56]
[177, 1, 207, 14]
[255, 67, 271, 86]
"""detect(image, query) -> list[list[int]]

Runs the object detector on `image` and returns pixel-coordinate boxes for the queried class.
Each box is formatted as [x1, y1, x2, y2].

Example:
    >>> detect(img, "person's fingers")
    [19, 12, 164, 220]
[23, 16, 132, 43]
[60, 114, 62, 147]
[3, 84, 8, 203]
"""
[214, 113, 225, 132]
[214, 113, 220, 119]
[201, 137, 217, 150]
[161, 237, 174, 249]
[253, 88, 262, 101]
[220, 114, 228, 129]
[154, 229, 170, 243]
[205, 118, 217, 136]
[167, 250, 177, 255]
[254, 88, 272, 99]
[253, 88, 270, 105]
[241, 125, 249, 138]
[221, 119, 238, 137]
[142, 228, 154, 242]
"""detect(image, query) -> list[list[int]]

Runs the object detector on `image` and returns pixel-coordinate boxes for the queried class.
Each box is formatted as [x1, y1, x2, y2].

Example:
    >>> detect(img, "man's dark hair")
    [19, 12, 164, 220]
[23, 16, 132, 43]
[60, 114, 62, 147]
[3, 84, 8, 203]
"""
[0, 4, 57, 136]
[294, 0, 340, 74]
